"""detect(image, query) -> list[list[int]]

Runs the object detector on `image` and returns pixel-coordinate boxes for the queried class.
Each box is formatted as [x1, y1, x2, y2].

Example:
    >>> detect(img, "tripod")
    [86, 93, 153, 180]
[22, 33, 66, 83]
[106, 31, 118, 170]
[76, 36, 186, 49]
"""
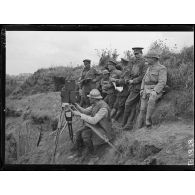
[52, 104, 74, 164]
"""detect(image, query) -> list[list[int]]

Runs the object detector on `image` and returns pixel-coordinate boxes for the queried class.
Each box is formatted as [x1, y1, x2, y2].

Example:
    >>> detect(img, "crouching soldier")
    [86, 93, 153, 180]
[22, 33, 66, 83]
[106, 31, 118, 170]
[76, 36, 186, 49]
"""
[70, 89, 114, 158]
[137, 51, 167, 128]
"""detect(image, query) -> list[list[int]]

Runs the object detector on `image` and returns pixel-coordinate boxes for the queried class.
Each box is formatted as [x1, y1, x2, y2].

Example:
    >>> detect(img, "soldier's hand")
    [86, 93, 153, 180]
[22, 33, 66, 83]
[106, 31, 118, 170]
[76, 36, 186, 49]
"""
[110, 78, 116, 82]
[72, 110, 81, 117]
[150, 90, 157, 97]
[128, 80, 134, 84]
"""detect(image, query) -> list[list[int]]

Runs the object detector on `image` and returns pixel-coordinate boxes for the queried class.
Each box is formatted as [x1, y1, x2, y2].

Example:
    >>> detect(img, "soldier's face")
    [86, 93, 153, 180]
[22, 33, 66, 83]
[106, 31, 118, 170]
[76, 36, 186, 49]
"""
[134, 53, 142, 59]
[108, 64, 114, 71]
[89, 97, 96, 105]
[84, 61, 90, 68]
[147, 58, 156, 65]
[103, 73, 109, 79]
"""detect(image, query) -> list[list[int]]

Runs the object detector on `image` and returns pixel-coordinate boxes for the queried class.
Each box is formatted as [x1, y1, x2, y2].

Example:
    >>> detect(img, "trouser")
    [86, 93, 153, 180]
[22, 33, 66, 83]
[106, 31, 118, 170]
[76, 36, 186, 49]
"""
[75, 126, 94, 155]
[80, 90, 90, 107]
[104, 93, 117, 109]
[112, 95, 128, 120]
[137, 91, 163, 128]
[122, 91, 140, 128]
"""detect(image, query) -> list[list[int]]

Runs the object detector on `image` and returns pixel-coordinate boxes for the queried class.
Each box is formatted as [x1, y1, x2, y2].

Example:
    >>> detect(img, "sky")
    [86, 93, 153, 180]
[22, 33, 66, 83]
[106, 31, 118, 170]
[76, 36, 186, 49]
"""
[6, 31, 194, 75]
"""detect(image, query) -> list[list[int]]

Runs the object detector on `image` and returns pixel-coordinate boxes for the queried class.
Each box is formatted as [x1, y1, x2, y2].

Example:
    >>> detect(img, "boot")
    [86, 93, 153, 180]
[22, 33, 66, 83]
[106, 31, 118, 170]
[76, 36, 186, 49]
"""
[110, 108, 117, 118]
[123, 106, 136, 131]
[146, 101, 156, 127]
[84, 139, 94, 157]
[137, 110, 145, 129]
[73, 133, 84, 157]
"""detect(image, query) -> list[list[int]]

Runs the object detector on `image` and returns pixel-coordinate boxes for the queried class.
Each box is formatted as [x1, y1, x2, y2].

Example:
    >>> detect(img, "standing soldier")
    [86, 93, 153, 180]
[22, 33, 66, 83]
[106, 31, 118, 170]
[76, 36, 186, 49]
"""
[111, 58, 130, 120]
[104, 59, 122, 110]
[137, 50, 167, 128]
[79, 59, 101, 107]
[122, 47, 146, 131]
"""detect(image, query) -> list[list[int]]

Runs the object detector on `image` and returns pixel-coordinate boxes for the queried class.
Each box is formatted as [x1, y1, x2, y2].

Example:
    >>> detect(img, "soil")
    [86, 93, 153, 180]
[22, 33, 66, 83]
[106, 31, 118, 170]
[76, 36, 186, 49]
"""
[5, 92, 194, 165]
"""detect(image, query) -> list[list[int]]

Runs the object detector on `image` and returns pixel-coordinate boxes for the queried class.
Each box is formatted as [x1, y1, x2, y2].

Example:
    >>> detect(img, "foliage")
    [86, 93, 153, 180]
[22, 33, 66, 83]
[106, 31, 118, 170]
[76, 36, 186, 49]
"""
[95, 48, 120, 67]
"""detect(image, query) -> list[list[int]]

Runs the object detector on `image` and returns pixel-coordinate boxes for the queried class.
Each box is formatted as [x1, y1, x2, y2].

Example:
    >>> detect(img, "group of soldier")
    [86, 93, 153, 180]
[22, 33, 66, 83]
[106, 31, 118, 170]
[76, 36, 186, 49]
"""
[68, 47, 167, 159]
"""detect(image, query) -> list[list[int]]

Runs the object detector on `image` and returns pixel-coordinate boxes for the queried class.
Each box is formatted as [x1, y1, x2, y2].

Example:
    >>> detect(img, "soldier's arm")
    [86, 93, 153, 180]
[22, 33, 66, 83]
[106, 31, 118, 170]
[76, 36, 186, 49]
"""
[140, 75, 145, 90]
[132, 62, 146, 84]
[91, 68, 102, 82]
[75, 104, 92, 115]
[80, 108, 108, 125]
[154, 67, 167, 94]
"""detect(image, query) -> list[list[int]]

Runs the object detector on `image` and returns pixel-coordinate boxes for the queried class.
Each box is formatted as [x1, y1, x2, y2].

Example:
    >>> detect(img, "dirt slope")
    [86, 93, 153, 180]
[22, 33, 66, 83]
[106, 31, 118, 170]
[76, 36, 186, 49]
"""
[5, 92, 194, 165]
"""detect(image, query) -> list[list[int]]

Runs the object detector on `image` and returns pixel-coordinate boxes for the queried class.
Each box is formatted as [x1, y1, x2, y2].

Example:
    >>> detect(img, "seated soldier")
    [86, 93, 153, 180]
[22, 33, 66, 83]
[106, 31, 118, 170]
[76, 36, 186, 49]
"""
[69, 89, 114, 158]
[137, 50, 167, 128]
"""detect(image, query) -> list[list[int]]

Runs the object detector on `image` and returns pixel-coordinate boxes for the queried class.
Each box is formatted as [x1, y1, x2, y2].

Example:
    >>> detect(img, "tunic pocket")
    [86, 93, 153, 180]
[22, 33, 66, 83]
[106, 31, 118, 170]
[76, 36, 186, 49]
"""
[150, 71, 159, 82]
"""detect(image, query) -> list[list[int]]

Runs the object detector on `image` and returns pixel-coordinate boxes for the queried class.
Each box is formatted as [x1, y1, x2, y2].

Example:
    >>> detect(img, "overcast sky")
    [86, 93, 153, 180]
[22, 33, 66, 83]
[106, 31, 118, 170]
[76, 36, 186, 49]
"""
[6, 31, 193, 75]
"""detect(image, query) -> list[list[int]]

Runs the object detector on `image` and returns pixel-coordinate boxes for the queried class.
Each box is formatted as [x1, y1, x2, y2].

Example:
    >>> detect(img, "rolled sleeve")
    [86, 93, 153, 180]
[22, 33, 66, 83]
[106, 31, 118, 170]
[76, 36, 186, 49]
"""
[80, 108, 108, 125]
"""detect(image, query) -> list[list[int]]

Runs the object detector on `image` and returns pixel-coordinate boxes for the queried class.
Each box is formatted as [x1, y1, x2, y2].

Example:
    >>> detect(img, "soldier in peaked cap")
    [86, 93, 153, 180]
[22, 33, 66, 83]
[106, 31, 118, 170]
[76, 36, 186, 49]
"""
[121, 47, 147, 131]
[79, 59, 102, 107]
[137, 50, 167, 128]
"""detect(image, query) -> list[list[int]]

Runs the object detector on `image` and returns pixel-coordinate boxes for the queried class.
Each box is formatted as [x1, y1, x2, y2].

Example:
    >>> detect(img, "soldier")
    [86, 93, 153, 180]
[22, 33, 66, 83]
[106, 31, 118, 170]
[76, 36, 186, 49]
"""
[110, 58, 130, 120]
[70, 89, 114, 158]
[137, 50, 167, 128]
[104, 59, 122, 110]
[122, 47, 146, 131]
[79, 59, 101, 107]
[100, 69, 110, 99]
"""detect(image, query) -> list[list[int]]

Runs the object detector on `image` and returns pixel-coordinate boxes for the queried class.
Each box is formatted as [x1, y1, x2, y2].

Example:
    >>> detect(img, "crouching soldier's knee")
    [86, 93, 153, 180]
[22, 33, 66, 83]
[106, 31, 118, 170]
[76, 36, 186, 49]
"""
[82, 128, 92, 143]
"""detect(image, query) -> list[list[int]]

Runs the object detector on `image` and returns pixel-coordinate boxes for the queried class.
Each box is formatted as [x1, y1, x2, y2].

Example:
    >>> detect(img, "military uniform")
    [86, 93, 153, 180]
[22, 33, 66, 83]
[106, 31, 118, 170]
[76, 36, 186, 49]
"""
[122, 47, 146, 130]
[79, 63, 101, 107]
[104, 68, 122, 109]
[137, 60, 167, 128]
[74, 90, 113, 156]
[112, 59, 130, 120]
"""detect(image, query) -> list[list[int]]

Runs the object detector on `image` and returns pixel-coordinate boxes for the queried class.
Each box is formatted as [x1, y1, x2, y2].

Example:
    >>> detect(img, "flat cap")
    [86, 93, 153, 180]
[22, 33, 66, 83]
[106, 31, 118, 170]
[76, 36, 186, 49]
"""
[108, 59, 117, 65]
[83, 59, 91, 63]
[121, 58, 129, 62]
[132, 47, 144, 54]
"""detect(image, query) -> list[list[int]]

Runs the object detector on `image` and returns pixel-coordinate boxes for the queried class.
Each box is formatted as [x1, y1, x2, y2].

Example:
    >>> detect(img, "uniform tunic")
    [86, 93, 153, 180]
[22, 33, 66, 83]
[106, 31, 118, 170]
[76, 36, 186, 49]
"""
[103, 69, 122, 109]
[79, 66, 101, 106]
[124, 57, 146, 111]
[76, 100, 114, 145]
[113, 65, 130, 109]
[140, 62, 167, 111]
